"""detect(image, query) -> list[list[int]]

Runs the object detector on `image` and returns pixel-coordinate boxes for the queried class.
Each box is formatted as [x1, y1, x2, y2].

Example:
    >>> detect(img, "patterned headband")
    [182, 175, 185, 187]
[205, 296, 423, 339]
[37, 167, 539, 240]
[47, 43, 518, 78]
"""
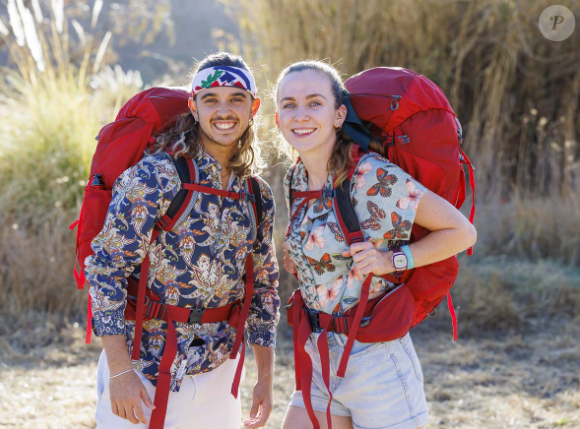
[191, 66, 257, 98]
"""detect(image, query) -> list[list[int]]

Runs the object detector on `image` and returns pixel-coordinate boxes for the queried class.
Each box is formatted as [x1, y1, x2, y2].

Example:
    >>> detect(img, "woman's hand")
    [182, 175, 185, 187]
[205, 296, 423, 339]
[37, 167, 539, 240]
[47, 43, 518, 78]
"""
[342, 242, 393, 280]
[283, 243, 297, 275]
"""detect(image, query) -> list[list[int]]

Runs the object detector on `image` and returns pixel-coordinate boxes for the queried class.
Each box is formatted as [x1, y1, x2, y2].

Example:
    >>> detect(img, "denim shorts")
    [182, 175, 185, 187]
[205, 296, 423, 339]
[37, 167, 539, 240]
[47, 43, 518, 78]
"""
[290, 332, 428, 429]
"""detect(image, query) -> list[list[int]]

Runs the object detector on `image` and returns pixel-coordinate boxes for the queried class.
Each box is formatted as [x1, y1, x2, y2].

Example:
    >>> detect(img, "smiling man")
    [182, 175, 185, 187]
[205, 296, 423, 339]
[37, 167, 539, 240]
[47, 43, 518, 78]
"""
[85, 52, 280, 429]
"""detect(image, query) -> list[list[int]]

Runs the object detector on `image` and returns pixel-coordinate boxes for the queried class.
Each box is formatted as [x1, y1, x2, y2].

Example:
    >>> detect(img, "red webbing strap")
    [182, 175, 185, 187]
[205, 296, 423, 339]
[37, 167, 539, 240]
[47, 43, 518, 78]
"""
[447, 291, 458, 341]
[288, 191, 322, 228]
[86, 296, 92, 344]
[73, 265, 86, 290]
[182, 182, 248, 200]
[336, 274, 372, 378]
[297, 312, 318, 429]
[229, 253, 254, 397]
[148, 307, 179, 429]
[459, 148, 476, 256]
[316, 319, 334, 429]
[131, 229, 162, 361]
[292, 291, 304, 390]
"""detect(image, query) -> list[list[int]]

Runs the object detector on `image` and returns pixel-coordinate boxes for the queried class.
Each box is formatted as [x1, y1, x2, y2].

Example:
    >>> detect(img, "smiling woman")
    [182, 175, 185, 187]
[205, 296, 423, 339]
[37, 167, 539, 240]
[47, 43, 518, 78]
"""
[276, 60, 476, 429]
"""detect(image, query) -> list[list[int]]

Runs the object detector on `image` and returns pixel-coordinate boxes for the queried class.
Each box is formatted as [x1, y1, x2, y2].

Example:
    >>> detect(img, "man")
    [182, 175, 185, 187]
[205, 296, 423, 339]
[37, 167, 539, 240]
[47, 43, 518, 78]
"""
[85, 52, 280, 429]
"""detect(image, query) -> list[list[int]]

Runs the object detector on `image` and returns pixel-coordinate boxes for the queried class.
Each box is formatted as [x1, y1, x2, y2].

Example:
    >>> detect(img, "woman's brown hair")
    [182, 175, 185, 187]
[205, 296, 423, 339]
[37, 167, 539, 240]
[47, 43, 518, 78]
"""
[150, 52, 263, 178]
[275, 60, 384, 186]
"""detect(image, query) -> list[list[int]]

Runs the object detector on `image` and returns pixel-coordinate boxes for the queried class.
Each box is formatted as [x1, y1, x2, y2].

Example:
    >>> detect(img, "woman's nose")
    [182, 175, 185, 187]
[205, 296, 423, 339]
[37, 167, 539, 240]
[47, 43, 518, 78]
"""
[294, 106, 310, 122]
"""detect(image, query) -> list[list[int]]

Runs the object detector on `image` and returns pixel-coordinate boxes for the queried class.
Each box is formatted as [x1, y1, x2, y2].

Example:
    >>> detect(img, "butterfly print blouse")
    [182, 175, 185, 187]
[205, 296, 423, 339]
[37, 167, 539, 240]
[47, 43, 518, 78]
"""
[284, 153, 427, 314]
[85, 150, 280, 392]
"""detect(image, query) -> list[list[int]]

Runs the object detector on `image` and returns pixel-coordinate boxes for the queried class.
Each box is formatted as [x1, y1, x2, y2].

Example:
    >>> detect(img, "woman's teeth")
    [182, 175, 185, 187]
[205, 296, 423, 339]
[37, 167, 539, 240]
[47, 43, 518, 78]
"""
[293, 128, 316, 135]
[214, 122, 236, 130]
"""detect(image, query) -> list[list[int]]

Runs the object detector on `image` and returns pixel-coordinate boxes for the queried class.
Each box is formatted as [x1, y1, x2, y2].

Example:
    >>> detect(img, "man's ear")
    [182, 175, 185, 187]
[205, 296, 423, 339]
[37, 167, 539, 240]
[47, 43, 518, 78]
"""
[188, 97, 199, 122]
[275, 112, 280, 129]
[250, 97, 261, 118]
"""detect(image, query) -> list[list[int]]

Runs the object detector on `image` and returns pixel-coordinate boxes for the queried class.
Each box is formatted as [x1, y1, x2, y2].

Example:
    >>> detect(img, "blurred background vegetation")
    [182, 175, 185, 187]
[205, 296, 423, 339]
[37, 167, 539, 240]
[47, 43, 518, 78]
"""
[0, 0, 579, 354]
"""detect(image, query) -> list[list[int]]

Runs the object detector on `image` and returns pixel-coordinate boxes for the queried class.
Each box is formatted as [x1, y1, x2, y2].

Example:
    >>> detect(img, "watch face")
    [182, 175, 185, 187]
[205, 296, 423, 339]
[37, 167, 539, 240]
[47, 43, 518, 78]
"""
[393, 254, 407, 269]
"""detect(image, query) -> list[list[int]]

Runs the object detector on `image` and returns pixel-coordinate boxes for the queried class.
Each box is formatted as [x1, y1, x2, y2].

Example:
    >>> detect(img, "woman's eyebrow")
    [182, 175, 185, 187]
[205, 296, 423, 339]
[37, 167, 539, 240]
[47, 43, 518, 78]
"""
[279, 94, 327, 103]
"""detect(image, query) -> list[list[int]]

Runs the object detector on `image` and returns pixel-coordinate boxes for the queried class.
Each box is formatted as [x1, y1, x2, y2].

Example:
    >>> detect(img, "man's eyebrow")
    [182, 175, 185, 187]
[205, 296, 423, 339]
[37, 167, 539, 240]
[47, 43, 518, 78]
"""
[230, 91, 248, 98]
[200, 92, 218, 100]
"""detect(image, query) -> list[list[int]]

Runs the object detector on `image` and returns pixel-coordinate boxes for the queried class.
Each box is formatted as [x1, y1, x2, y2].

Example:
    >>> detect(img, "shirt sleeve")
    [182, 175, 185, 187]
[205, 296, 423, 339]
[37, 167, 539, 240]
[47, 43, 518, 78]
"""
[84, 155, 179, 337]
[246, 178, 281, 347]
[351, 154, 428, 245]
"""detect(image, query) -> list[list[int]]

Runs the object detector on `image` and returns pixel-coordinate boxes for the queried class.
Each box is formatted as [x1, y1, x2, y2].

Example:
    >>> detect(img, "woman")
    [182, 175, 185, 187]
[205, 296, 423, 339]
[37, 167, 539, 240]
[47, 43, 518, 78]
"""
[276, 61, 477, 429]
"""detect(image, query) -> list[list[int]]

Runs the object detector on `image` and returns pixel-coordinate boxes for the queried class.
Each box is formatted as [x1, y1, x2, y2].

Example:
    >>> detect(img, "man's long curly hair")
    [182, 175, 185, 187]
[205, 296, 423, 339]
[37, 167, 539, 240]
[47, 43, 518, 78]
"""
[150, 52, 263, 178]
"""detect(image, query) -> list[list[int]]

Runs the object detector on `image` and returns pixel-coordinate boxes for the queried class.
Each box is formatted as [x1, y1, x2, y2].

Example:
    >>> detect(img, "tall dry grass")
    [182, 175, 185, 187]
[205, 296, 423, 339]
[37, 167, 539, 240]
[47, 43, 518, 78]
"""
[222, 0, 580, 198]
[0, 0, 142, 343]
[220, 0, 580, 322]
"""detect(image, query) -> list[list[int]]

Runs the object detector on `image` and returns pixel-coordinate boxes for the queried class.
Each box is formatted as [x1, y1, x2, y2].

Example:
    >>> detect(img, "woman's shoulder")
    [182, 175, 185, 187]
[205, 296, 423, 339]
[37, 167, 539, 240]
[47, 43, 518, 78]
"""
[351, 151, 426, 193]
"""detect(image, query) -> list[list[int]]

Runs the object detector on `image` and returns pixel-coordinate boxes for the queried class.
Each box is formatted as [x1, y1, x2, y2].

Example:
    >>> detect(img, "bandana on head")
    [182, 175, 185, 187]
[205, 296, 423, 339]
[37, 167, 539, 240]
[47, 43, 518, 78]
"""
[191, 66, 257, 98]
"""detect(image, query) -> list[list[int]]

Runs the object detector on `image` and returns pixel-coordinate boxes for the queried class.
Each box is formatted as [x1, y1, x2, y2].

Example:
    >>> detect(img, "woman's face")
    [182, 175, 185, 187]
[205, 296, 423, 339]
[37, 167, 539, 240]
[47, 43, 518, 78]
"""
[277, 70, 345, 158]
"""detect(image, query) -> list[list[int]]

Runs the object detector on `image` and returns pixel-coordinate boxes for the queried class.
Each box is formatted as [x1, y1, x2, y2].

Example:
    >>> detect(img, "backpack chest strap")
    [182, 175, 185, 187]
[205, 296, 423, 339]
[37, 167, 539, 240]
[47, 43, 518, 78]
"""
[182, 182, 256, 202]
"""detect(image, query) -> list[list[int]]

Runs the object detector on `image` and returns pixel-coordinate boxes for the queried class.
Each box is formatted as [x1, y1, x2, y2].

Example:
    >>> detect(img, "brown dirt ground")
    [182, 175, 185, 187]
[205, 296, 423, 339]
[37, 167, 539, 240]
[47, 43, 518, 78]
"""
[1, 317, 579, 429]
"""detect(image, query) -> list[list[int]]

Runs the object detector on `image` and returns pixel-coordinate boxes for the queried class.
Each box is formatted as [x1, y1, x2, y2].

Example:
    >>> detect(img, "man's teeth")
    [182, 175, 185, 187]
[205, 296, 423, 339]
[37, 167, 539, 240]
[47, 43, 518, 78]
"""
[215, 122, 236, 130]
[293, 129, 315, 135]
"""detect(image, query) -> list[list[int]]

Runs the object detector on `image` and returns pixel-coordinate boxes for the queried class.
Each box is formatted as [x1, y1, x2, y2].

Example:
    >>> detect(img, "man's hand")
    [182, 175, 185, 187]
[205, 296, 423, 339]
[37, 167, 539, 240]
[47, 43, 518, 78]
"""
[244, 345, 274, 428]
[342, 241, 393, 280]
[243, 377, 273, 428]
[109, 370, 155, 424]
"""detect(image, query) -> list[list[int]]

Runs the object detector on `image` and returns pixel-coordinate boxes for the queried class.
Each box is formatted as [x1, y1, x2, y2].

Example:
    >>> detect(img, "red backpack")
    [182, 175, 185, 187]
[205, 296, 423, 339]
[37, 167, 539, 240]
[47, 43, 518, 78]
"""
[286, 67, 475, 429]
[70, 87, 264, 429]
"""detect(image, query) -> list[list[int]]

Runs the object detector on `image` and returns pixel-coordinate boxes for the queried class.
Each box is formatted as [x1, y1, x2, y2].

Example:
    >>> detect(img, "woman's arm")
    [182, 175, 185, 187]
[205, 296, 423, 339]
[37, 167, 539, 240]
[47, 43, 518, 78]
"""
[407, 189, 477, 267]
[346, 190, 476, 277]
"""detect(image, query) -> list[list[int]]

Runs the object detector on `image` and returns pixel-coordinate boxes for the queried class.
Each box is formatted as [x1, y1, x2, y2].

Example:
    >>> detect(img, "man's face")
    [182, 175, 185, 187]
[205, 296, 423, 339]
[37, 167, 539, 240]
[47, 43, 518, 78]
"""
[188, 87, 260, 152]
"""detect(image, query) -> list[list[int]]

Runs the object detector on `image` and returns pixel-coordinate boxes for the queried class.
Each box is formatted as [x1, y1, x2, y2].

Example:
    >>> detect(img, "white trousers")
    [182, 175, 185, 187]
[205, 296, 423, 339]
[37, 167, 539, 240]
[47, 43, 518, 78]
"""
[95, 350, 244, 429]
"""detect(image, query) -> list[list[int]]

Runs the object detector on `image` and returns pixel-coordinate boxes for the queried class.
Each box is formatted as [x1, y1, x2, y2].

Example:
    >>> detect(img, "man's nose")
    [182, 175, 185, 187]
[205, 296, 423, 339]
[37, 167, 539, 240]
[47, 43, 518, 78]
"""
[216, 102, 233, 116]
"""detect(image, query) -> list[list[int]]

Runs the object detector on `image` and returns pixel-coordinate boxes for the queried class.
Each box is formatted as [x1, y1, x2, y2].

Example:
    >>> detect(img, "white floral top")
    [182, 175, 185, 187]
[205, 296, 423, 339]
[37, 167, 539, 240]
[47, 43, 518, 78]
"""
[284, 152, 427, 314]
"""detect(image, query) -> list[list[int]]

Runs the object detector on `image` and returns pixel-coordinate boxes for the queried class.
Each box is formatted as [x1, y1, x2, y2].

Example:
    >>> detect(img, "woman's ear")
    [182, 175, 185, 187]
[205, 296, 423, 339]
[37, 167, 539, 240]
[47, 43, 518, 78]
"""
[336, 104, 347, 128]
[188, 97, 199, 122]
[275, 112, 280, 129]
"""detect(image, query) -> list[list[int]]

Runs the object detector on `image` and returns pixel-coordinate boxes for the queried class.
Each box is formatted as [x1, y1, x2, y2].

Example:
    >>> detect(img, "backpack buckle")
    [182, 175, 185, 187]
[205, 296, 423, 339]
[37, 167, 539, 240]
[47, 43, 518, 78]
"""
[331, 317, 349, 334]
[241, 192, 256, 203]
[322, 188, 336, 199]
[188, 307, 205, 324]
[144, 296, 166, 320]
[306, 308, 322, 333]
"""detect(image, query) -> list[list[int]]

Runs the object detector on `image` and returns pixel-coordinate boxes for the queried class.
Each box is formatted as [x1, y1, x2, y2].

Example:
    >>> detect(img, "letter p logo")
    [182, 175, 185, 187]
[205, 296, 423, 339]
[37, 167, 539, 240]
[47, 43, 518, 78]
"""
[540, 6, 575, 41]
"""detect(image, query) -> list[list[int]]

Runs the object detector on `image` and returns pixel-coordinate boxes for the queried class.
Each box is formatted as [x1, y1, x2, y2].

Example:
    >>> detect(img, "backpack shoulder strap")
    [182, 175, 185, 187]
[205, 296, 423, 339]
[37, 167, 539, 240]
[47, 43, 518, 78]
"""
[249, 176, 263, 228]
[334, 178, 364, 245]
[246, 176, 264, 244]
[333, 147, 367, 245]
[157, 155, 198, 231]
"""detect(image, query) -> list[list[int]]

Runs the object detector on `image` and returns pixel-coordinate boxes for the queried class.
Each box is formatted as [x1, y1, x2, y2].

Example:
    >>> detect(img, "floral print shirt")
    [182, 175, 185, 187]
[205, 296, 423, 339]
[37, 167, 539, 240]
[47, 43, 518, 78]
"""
[85, 150, 280, 391]
[284, 152, 427, 314]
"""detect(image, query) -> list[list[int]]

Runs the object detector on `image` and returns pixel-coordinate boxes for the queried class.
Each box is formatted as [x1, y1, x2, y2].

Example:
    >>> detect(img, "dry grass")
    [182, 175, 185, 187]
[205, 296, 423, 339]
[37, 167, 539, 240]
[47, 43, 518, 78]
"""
[222, 0, 580, 197]
[2, 318, 579, 428]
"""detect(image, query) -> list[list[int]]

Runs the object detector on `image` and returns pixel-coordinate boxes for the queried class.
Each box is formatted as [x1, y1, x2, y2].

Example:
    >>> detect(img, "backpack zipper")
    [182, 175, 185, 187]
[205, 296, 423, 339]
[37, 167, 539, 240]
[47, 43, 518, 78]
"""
[351, 93, 401, 111]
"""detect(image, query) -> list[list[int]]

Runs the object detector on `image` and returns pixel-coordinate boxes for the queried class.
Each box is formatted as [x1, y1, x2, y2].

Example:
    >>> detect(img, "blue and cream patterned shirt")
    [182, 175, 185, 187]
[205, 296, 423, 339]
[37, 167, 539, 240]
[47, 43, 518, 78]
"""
[85, 149, 280, 391]
[284, 152, 427, 314]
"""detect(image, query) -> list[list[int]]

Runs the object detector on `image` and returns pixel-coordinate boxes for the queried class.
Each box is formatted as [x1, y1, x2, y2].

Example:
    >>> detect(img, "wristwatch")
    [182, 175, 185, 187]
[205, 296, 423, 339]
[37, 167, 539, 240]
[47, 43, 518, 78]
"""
[391, 249, 408, 277]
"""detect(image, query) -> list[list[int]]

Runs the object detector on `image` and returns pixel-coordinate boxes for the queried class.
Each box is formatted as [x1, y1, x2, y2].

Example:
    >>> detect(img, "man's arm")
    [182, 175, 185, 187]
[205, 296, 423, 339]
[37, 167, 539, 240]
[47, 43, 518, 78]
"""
[101, 335, 155, 425]
[243, 179, 281, 428]
[244, 345, 275, 428]
[85, 157, 176, 423]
